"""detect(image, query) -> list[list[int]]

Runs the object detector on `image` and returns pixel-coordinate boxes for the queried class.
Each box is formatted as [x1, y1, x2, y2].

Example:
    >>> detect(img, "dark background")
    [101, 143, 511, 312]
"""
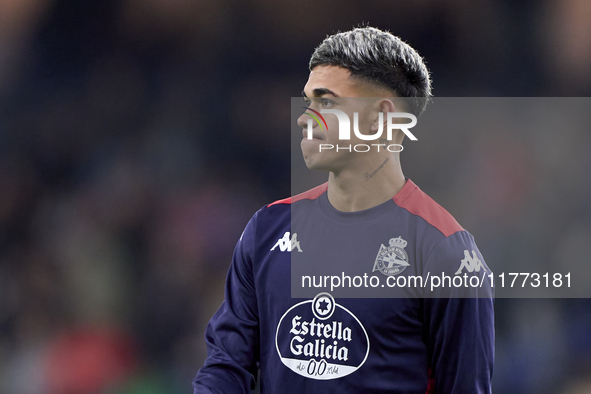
[0, 0, 590, 393]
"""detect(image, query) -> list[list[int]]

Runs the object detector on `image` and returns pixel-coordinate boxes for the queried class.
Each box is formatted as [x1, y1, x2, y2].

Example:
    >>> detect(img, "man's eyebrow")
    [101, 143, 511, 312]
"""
[301, 88, 339, 97]
[313, 88, 338, 97]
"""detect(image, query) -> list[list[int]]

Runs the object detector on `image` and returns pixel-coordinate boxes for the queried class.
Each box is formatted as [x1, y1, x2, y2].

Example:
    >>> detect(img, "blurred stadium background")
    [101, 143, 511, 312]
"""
[0, 0, 590, 393]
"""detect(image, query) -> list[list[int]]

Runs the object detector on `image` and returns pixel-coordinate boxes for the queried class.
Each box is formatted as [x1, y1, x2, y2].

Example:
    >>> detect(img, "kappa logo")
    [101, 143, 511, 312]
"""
[455, 250, 487, 275]
[372, 236, 410, 276]
[271, 232, 303, 253]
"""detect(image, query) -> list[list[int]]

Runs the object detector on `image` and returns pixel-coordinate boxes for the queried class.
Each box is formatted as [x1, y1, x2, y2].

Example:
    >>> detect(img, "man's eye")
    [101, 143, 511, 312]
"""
[303, 99, 311, 108]
[321, 99, 334, 107]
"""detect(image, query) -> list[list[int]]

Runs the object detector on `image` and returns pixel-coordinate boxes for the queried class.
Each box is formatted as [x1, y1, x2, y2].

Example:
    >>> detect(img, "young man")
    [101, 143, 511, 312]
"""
[194, 27, 494, 393]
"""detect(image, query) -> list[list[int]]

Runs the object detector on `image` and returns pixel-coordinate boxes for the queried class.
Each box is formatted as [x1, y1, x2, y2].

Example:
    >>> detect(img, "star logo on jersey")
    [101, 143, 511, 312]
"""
[372, 236, 410, 276]
[317, 299, 329, 314]
[455, 250, 487, 275]
[270, 232, 303, 252]
[313, 294, 335, 320]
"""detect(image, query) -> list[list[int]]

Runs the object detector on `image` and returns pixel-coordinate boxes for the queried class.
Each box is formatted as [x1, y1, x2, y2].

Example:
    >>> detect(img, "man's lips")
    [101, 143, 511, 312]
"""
[302, 130, 325, 140]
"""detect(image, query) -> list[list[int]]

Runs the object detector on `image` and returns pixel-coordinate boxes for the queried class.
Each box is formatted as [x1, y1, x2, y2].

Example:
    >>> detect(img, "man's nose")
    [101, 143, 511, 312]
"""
[297, 112, 315, 129]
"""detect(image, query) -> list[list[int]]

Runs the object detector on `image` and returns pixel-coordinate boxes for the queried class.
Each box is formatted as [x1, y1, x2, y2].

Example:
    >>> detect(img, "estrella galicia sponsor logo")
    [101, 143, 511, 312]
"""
[372, 236, 410, 276]
[275, 292, 370, 380]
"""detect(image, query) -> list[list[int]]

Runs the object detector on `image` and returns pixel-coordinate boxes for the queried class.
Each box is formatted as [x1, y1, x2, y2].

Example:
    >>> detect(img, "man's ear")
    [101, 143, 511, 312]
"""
[369, 99, 396, 134]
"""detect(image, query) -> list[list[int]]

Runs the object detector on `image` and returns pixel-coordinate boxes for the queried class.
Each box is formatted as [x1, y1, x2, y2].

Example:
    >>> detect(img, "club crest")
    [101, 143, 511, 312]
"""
[372, 236, 410, 276]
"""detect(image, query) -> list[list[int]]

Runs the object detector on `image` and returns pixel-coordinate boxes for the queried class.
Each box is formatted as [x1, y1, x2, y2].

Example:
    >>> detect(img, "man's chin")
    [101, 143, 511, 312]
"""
[303, 158, 332, 172]
[301, 147, 339, 171]
[303, 158, 319, 170]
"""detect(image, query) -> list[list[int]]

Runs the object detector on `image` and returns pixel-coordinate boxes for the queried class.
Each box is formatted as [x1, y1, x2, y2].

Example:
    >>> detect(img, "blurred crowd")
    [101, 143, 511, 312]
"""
[0, 0, 590, 393]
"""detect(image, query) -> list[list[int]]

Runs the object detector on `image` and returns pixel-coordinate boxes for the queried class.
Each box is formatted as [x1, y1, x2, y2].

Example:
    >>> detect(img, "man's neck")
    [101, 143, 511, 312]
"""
[326, 155, 406, 212]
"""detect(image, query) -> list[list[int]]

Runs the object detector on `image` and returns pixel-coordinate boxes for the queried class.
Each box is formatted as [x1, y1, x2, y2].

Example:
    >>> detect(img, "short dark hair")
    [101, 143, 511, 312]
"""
[309, 27, 432, 116]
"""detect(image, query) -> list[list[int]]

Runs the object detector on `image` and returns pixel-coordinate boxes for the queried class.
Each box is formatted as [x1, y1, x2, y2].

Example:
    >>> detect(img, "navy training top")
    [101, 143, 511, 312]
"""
[194, 179, 494, 393]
